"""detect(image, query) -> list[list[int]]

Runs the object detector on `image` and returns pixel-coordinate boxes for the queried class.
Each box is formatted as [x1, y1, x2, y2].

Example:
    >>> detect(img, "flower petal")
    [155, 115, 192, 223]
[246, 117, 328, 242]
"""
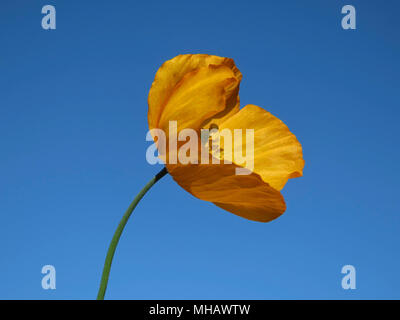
[167, 162, 286, 222]
[157, 65, 240, 136]
[218, 104, 305, 190]
[148, 54, 242, 131]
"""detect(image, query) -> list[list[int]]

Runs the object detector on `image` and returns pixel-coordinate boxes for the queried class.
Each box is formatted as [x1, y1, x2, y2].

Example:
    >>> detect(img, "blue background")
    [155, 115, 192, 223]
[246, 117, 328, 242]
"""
[0, 0, 399, 299]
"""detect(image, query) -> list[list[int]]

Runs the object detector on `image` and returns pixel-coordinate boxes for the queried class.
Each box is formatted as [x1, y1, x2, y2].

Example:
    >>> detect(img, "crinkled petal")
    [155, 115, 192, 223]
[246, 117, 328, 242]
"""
[158, 65, 239, 134]
[148, 54, 242, 131]
[167, 162, 286, 222]
[218, 104, 305, 190]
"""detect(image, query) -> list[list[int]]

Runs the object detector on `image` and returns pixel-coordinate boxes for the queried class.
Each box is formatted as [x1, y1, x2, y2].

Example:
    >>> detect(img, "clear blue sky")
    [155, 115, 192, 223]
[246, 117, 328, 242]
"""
[1, 0, 399, 299]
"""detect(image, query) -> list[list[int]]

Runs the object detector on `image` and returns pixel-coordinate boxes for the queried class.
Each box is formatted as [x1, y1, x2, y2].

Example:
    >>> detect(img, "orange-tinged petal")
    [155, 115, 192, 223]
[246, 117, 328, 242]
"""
[167, 162, 286, 222]
[218, 104, 305, 190]
[148, 54, 242, 130]
[158, 65, 239, 135]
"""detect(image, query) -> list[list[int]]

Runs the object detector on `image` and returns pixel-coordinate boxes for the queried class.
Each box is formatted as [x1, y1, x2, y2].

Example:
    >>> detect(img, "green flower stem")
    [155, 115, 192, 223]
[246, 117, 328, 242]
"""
[96, 167, 168, 300]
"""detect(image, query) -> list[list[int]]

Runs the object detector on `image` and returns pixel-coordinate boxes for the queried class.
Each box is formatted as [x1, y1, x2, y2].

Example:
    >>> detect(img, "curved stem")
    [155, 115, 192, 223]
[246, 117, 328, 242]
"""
[96, 167, 168, 300]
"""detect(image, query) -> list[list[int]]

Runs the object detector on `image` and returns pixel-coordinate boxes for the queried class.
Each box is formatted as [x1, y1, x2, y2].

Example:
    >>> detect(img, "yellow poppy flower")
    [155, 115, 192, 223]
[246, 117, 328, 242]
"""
[147, 54, 304, 223]
[97, 54, 305, 299]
